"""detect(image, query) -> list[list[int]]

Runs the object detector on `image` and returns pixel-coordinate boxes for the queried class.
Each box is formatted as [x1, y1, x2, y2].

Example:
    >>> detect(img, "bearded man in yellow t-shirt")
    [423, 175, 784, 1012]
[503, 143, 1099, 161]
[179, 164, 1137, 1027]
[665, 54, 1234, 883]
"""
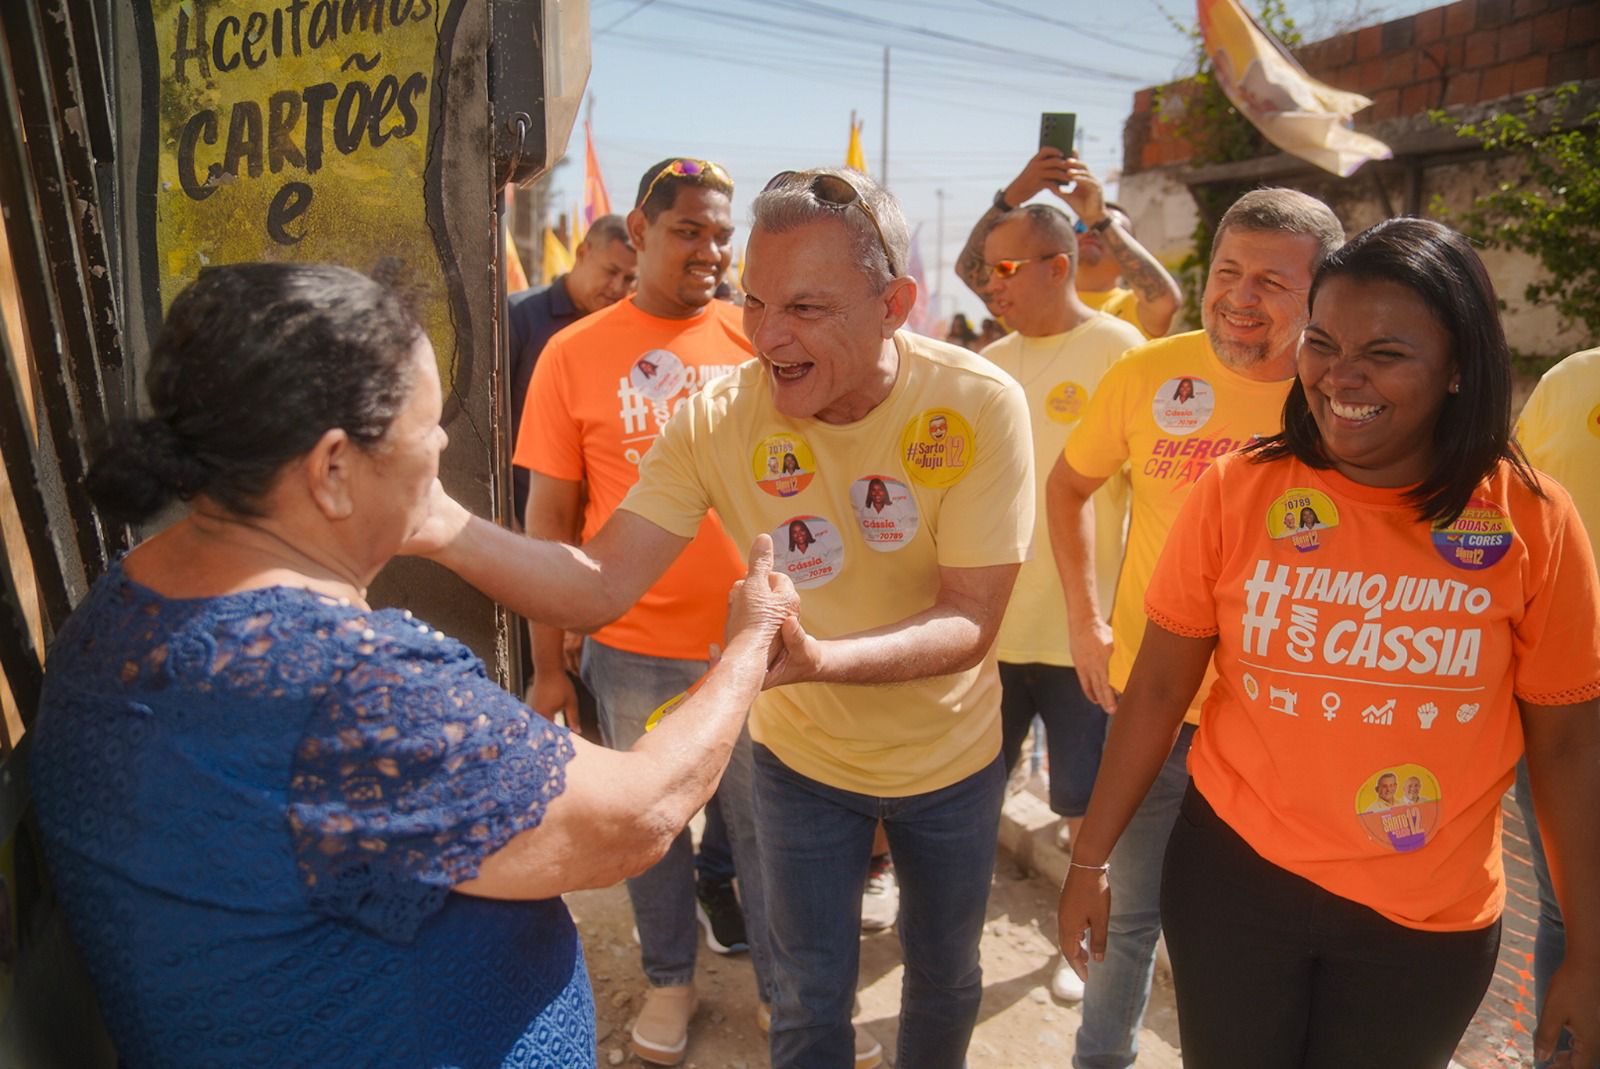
[1045, 187, 1343, 1069]
[416, 168, 1033, 1069]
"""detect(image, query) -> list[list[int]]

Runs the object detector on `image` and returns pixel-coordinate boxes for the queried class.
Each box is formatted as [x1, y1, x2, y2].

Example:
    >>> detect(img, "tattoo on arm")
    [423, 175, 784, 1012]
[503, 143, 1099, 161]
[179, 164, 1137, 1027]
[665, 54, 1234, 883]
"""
[1104, 227, 1176, 304]
[957, 206, 1007, 298]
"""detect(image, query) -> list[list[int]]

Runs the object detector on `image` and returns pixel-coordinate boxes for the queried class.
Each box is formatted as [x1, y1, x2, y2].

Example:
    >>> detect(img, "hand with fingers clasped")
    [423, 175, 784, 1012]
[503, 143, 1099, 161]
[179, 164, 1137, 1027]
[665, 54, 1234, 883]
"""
[725, 533, 802, 662]
[1057, 859, 1111, 985]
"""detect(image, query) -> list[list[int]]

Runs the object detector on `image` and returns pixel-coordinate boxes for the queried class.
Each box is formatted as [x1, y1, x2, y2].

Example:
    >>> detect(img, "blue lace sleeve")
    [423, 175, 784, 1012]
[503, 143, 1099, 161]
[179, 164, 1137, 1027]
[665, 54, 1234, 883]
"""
[287, 613, 574, 943]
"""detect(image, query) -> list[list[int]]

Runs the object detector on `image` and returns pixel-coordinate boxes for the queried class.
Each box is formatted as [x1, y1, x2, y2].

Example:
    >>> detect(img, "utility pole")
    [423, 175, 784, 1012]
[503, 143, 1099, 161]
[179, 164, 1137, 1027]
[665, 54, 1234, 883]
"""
[880, 46, 890, 186]
[935, 188, 946, 319]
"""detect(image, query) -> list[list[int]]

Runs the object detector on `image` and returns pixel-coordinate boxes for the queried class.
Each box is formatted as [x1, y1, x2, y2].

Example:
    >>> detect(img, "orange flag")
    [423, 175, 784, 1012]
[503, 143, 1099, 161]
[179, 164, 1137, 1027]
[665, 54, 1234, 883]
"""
[583, 120, 612, 225]
[1198, 0, 1391, 176]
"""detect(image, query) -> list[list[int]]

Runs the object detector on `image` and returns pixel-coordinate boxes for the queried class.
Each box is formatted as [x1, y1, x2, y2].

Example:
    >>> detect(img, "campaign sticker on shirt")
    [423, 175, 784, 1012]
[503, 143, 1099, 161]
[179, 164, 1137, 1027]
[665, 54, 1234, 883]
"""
[1354, 764, 1441, 854]
[1151, 376, 1215, 436]
[752, 434, 817, 498]
[774, 515, 844, 589]
[1266, 488, 1340, 553]
[900, 409, 975, 488]
[1044, 380, 1090, 424]
[1589, 402, 1600, 439]
[629, 348, 691, 404]
[1431, 497, 1513, 570]
[851, 475, 920, 551]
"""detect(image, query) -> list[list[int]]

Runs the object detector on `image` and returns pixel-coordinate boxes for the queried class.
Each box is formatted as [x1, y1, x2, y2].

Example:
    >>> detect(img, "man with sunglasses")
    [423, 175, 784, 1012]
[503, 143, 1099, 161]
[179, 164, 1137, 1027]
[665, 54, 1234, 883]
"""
[430, 167, 1032, 1069]
[977, 204, 1145, 1005]
[957, 149, 1181, 339]
[513, 157, 772, 1067]
[1046, 188, 1343, 1069]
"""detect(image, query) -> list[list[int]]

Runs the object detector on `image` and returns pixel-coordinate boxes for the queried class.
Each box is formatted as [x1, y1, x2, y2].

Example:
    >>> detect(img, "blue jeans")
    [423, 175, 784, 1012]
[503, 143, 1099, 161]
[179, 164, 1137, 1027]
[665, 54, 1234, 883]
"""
[753, 742, 1004, 1069]
[1514, 757, 1569, 1061]
[998, 662, 1108, 816]
[1073, 721, 1195, 1069]
[581, 638, 772, 998]
[697, 796, 735, 885]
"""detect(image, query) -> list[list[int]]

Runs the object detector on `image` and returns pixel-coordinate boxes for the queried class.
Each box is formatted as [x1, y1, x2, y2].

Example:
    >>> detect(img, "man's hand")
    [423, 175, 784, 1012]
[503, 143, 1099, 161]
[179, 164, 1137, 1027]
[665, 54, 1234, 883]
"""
[1536, 958, 1600, 1067]
[725, 534, 801, 653]
[1057, 863, 1110, 984]
[400, 479, 472, 559]
[526, 670, 580, 726]
[1003, 147, 1077, 209]
[1070, 618, 1118, 714]
[1055, 158, 1108, 227]
[763, 615, 825, 689]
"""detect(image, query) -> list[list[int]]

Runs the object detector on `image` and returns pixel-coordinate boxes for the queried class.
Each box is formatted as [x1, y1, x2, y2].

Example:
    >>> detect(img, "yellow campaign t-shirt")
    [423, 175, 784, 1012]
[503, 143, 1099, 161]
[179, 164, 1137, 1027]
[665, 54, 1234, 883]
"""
[1516, 346, 1600, 561]
[1146, 452, 1600, 930]
[1064, 330, 1292, 718]
[514, 298, 750, 660]
[1079, 287, 1146, 338]
[981, 315, 1143, 665]
[620, 331, 1034, 796]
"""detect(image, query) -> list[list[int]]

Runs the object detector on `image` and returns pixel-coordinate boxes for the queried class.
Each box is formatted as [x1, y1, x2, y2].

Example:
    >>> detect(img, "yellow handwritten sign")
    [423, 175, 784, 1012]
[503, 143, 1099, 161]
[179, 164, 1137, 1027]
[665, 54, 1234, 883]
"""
[152, 0, 456, 387]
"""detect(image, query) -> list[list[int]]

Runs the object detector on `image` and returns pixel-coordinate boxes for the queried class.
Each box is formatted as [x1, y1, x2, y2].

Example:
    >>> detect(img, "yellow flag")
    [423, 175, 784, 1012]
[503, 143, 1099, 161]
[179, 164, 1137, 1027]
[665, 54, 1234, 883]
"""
[542, 227, 575, 283]
[1198, 0, 1390, 176]
[845, 119, 868, 173]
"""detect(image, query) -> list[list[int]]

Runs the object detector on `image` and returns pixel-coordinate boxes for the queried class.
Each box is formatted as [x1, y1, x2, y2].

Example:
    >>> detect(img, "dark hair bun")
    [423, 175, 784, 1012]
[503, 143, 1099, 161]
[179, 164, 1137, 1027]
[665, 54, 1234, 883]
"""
[85, 418, 212, 522]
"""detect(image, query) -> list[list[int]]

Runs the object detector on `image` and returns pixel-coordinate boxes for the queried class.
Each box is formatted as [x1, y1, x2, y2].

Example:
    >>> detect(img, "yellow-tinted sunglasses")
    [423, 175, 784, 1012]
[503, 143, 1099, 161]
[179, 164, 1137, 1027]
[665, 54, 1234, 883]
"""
[639, 158, 733, 208]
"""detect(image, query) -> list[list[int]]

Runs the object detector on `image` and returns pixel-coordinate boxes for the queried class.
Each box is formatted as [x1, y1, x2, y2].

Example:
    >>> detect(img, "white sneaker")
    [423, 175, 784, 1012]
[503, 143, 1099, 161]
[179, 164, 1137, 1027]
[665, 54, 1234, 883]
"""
[1050, 954, 1086, 1003]
[860, 854, 899, 931]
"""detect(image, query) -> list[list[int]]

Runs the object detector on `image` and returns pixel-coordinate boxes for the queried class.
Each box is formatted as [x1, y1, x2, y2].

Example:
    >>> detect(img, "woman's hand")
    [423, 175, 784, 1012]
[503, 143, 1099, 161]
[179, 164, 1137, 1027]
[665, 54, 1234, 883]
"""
[725, 534, 800, 653]
[400, 479, 472, 559]
[1537, 958, 1600, 1067]
[1057, 864, 1111, 984]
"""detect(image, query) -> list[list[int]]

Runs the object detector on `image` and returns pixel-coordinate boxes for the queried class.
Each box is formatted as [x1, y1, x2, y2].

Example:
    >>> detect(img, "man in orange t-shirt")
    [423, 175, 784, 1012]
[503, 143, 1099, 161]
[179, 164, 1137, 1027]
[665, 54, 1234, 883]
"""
[513, 158, 758, 1065]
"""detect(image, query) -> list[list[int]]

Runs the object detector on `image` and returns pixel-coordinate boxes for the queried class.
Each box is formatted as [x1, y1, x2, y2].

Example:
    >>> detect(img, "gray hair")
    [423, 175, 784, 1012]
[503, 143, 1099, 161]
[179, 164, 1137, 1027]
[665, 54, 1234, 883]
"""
[581, 213, 632, 251]
[751, 168, 910, 292]
[1215, 188, 1345, 268]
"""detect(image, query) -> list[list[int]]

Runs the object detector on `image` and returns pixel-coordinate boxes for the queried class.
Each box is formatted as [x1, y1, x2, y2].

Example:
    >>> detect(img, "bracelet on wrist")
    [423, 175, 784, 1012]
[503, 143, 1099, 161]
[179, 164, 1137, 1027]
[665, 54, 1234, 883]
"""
[1068, 859, 1110, 874]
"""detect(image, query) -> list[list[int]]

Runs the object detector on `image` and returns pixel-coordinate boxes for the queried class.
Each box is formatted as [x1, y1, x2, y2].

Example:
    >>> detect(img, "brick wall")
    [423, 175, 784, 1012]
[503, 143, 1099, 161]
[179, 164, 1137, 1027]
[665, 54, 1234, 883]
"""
[1126, 0, 1600, 174]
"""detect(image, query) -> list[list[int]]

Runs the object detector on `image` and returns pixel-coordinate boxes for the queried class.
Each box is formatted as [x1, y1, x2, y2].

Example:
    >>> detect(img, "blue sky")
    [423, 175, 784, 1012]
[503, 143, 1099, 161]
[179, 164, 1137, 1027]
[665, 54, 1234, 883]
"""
[544, 0, 1441, 324]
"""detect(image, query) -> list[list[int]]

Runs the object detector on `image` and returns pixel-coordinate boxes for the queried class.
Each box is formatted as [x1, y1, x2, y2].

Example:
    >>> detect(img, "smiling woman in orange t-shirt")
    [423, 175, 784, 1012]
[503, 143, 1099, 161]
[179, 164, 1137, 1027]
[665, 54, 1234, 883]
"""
[1058, 219, 1600, 1068]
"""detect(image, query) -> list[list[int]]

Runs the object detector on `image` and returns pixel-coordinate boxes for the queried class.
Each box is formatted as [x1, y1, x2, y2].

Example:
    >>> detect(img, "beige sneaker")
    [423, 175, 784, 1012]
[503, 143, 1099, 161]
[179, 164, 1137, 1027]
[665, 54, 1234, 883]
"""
[853, 1023, 883, 1068]
[630, 984, 697, 1065]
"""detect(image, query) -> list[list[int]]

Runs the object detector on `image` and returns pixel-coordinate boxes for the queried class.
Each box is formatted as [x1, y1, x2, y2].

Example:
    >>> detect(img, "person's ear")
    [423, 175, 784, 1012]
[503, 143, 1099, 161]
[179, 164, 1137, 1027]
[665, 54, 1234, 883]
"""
[305, 427, 357, 520]
[626, 208, 649, 253]
[879, 275, 917, 337]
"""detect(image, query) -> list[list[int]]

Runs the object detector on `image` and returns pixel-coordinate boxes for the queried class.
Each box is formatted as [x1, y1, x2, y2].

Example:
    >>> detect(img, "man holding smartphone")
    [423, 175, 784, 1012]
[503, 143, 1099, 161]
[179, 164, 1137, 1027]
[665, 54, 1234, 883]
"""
[958, 148, 1181, 339]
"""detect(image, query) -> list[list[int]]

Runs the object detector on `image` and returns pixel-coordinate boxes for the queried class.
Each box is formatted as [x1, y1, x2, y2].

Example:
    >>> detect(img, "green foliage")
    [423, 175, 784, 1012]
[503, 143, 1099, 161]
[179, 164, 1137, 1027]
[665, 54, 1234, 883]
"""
[1155, 1, 1304, 326]
[1430, 84, 1600, 339]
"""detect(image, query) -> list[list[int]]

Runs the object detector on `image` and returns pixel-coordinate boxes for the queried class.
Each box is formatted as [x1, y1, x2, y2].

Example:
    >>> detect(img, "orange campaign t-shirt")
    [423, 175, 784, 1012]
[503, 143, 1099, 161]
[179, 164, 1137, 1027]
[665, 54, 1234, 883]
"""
[1145, 451, 1600, 931]
[513, 297, 751, 660]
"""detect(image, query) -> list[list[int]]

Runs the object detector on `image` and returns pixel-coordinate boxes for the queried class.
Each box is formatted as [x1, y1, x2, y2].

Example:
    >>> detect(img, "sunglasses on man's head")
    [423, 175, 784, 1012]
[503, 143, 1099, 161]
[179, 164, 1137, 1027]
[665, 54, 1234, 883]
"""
[639, 158, 733, 209]
[985, 254, 1065, 280]
[762, 170, 900, 277]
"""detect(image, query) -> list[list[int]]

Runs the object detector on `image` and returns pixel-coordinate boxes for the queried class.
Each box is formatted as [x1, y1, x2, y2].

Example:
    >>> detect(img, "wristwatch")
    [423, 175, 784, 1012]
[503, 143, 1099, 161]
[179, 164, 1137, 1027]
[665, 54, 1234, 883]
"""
[992, 189, 1014, 213]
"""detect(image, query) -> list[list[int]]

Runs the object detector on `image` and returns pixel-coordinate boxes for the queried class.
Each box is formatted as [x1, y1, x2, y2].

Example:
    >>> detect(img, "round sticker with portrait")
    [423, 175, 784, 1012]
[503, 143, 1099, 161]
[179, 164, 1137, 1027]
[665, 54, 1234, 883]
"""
[899, 408, 975, 488]
[1354, 764, 1441, 854]
[1588, 401, 1600, 440]
[752, 433, 817, 498]
[773, 515, 845, 589]
[1431, 497, 1514, 571]
[851, 474, 920, 551]
[629, 348, 691, 404]
[1044, 380, 1089, 424]
[1266, 488, 1340, 553]
[1151, 375, 1215, 436]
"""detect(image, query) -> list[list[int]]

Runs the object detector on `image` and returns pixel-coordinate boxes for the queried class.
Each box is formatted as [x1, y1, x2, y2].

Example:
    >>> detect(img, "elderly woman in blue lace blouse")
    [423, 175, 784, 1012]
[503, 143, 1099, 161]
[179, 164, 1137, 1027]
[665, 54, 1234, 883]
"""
[29, 263, 797, 1069]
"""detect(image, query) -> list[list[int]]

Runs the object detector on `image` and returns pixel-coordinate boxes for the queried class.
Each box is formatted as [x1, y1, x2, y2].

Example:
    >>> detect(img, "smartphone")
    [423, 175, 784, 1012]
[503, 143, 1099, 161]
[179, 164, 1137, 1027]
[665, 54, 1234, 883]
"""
[1040, 112, 1077, 158]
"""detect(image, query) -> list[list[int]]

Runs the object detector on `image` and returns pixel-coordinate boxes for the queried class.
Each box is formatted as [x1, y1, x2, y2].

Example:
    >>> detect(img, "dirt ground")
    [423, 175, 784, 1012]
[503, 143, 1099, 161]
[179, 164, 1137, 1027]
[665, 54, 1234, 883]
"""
[568, 827, 1182, 1069]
